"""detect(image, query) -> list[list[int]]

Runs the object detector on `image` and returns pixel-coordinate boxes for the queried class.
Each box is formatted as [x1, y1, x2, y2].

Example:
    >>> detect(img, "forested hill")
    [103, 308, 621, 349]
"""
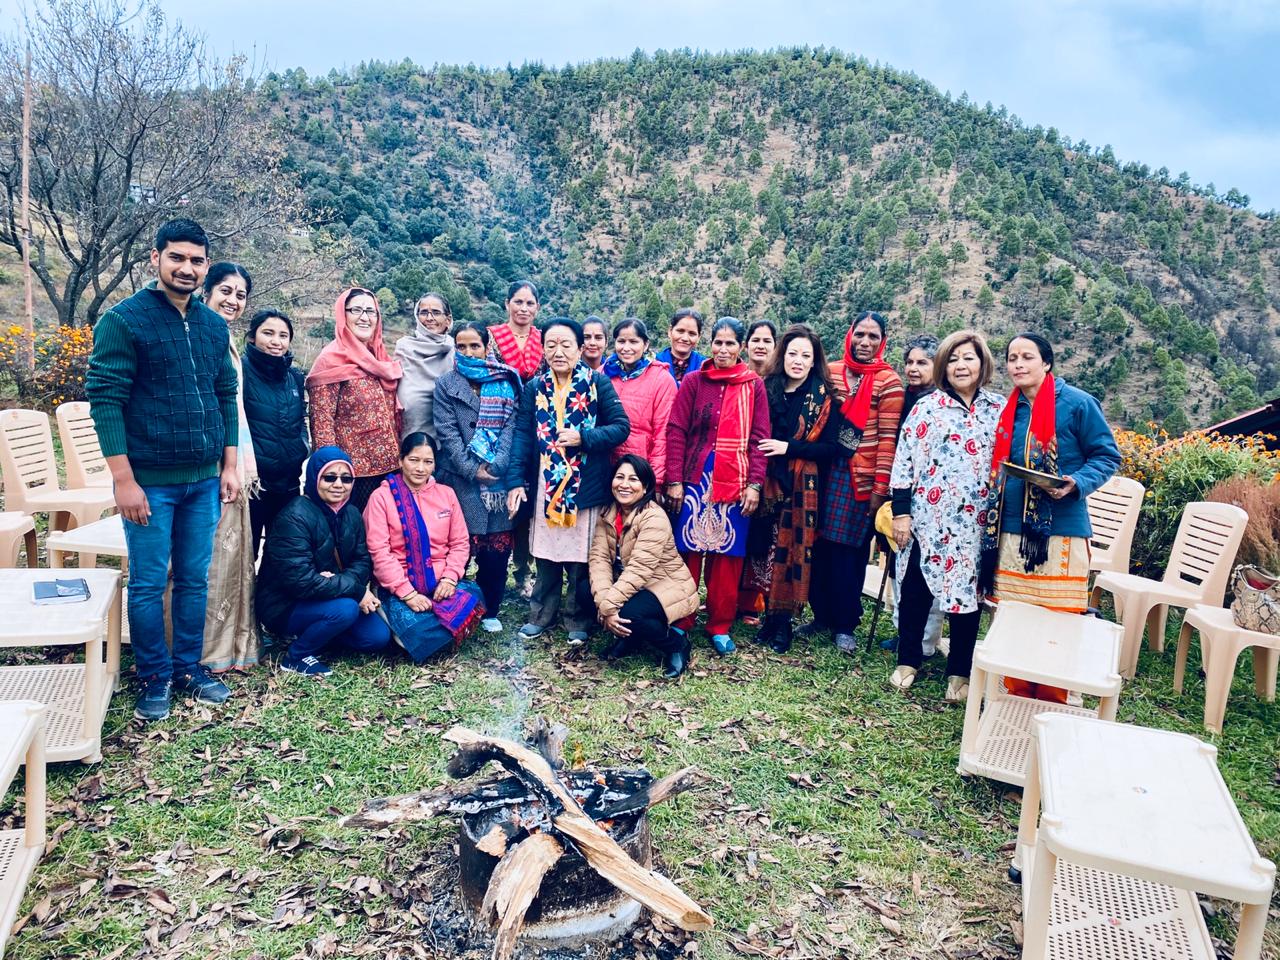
[263, 48, 1280, 431]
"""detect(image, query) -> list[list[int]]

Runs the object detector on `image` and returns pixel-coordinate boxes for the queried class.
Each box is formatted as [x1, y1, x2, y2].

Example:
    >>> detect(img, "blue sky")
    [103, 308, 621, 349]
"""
[5, 0, 1279, 209]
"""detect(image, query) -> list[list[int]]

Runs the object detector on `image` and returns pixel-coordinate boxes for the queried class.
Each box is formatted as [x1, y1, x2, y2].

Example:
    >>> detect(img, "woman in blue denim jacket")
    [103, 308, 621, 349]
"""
[981, 332, 1120, 701]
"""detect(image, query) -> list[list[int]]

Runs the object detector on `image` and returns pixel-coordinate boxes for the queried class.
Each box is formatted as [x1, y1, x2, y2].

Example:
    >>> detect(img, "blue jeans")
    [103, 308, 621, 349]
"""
[285, 598, 391, 661]
[121, 477, 221, 680]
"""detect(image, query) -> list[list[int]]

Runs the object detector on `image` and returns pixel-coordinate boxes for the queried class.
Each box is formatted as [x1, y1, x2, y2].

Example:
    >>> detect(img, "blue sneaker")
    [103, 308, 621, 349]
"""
[281, 654, 332, 677]
[712, 634, 736, 656]
[134, 675, 172, 722]
[173, 664, 231, 704]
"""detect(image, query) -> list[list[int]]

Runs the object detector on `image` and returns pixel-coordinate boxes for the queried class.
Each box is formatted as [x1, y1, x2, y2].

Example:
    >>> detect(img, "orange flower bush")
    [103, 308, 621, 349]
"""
[0, 324, 93, 409]
[1116, 426, 1279, 576]
[36, 324, 94, 406]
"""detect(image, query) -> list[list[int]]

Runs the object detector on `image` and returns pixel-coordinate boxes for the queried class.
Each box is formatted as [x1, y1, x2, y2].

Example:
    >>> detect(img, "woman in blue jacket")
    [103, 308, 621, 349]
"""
[980, 332, 1120, 701]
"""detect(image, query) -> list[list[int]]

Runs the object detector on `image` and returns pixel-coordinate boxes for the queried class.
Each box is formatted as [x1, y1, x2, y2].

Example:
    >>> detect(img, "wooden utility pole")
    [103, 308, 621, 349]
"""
[19, 43, 34, 378]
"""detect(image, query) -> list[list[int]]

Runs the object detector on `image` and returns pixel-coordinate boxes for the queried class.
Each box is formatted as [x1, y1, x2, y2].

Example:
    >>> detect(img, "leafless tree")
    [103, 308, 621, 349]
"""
[0, 0, 307, 326]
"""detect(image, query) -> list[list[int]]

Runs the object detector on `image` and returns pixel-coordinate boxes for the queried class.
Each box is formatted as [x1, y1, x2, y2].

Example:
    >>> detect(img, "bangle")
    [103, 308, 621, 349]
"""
[403, 589, 418, 600]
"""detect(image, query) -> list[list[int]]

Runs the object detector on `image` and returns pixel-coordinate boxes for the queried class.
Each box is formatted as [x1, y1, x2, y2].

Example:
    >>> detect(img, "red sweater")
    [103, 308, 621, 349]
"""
[610, 360, 677, 487]
[664, 367, 770, 488]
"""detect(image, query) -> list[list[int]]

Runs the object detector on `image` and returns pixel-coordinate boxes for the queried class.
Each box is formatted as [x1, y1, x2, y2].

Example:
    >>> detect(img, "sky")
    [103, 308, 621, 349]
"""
[4, 0, 1279, 210]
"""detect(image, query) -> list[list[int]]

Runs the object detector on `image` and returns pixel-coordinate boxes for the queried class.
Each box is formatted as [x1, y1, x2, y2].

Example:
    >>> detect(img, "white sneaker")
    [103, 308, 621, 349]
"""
[481, 618, 503, 634]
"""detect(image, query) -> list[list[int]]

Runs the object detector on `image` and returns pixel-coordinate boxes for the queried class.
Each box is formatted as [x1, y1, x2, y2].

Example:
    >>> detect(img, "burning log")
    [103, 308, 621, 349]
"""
[343, 720, 712, 958]
[442, 726, 714, 934]
[481, 832, 564, 960]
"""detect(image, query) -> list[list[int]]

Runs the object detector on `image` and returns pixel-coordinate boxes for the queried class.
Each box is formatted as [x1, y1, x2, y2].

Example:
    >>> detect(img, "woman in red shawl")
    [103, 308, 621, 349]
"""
[488, 279, 544, 595]
[307, 288, 403, 512]
[664, 317, 771, 656]
[804, 311, 904, 655]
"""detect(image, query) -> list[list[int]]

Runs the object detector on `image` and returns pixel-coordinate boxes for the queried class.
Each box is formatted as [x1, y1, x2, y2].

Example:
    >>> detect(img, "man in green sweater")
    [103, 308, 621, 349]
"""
[86, 218, 241, 721]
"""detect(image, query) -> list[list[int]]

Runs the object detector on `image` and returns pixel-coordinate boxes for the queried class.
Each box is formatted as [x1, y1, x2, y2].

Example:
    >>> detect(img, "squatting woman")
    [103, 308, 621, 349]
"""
[589, 456, 700, 679]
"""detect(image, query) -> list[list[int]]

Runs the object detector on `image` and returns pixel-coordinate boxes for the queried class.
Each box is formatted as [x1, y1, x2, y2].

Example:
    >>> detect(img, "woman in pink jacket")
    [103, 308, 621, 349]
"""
[364, 433, 485, 662]
[602, 318, 677, 487]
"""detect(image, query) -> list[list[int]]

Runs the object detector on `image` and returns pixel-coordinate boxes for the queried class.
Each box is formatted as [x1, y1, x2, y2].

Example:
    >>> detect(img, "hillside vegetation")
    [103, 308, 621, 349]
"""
[250, 50, 1275, 428]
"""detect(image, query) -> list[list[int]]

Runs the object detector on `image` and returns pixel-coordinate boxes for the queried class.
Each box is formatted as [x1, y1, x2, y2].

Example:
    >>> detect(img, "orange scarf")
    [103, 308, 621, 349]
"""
[702, 362, 758, 503]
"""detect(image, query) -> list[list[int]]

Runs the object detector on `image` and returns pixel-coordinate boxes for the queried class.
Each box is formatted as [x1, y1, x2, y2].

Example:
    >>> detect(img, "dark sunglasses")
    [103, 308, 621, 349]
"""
[320, 473, 354, 484]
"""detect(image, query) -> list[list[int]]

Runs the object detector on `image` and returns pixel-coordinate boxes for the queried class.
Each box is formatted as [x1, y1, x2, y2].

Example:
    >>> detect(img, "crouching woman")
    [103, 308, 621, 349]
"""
[590, 456, 700, 679]
[364, 433, 485, 662]
[256, 447, 391, 677]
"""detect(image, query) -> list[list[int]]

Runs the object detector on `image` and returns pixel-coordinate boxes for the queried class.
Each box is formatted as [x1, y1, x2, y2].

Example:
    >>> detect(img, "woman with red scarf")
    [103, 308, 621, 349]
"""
[307, 288, 403, 512]
[979, 332, 1120, 702]
[805, 311, 904, 654]
[488, 280, 544, 594]
[665, 317, 771, 656]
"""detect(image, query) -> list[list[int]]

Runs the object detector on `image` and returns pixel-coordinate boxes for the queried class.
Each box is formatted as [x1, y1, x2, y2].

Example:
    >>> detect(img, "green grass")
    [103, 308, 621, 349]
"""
[5, 599, 1279, 959]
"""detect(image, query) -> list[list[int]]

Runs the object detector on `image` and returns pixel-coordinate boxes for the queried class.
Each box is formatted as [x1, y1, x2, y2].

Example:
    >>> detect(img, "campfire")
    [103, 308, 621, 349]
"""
[344, 720, 713, 958]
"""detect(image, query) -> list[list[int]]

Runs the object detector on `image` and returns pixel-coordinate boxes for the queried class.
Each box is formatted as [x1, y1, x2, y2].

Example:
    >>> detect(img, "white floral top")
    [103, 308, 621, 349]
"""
[889, 388, 1003, 613]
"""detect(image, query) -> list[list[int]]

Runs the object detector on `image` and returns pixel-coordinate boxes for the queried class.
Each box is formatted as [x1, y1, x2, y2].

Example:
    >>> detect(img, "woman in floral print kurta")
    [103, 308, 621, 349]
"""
[887, 330, 1002, 701]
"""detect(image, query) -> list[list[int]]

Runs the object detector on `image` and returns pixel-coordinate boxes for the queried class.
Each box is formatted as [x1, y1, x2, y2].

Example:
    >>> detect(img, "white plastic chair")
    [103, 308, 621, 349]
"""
[1085, 476, 1145, 590]
[0, 409, 115, 537]
[55, 402, 111, 489]
[1174, 604, 1280, 734]
[1093, 501, 1248, 678]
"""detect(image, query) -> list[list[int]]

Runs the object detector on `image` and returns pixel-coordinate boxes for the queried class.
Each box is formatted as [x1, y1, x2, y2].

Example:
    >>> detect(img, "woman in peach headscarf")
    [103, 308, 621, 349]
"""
[306, 287, 403, 512]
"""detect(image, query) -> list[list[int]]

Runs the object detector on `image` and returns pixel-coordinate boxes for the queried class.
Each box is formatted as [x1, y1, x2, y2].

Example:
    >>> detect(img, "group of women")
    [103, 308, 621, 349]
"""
[195, 268, 1121, 693]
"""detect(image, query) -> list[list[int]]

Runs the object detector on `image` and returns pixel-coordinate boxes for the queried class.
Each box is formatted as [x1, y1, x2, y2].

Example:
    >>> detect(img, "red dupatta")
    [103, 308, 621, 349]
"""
[702, 362, 759, 503]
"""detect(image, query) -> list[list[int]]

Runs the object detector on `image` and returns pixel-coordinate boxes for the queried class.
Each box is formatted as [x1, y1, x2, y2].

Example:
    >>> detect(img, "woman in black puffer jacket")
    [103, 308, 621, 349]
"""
[242, 309, 309, 558]
[256, 447, 391, 677]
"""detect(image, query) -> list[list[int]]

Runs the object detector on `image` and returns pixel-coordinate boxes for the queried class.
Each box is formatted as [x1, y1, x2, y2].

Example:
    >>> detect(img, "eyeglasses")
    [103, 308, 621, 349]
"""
[347, 307, 378, 318]
[417, 308, 448, 319]
[320, 474, 355, 484]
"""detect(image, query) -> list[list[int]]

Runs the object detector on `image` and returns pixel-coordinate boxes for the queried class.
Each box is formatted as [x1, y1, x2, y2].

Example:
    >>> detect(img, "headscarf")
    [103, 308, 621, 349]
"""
[979, 373, 1059, 593]
[394, 317, 455, 437]
[535, 361, 598, 527]
[839, 322, 894, 430]
[455, 353, 520, 473]
[305, 288, 403, 396]
[601, 351, 653, 382]
[701, 362, 759, 503]
[304, 447, 355, 542]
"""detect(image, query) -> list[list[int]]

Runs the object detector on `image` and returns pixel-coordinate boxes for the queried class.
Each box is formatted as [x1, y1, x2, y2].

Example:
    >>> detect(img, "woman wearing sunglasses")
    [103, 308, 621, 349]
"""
[307, 287, 403, 512]
[255, 447, 391, 677]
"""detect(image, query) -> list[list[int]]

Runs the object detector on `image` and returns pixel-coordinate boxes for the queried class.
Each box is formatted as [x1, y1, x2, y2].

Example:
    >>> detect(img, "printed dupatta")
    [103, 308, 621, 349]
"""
[535, 362, 598, 527]
[768, 375, 832, 613]
[386, 473, 484, 640]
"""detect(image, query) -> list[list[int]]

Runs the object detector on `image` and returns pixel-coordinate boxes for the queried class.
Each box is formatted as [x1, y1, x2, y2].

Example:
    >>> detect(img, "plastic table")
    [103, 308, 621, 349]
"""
[959, 601, 1123, 786]
[0, 569, 122, 763]
[0, 701, 46, 958]
[1014, 713, 1275, 960]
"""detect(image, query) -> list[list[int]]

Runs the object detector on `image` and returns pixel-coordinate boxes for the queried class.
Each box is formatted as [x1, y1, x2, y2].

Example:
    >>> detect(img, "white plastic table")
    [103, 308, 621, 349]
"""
[958, 601, 1123, 786]
[0, 569, 122, 763]
[0, 701, 46, 959]
[46, 514, 126, 569]
[46, 515, 129, 644]
[1014, 713, 1275, 959]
